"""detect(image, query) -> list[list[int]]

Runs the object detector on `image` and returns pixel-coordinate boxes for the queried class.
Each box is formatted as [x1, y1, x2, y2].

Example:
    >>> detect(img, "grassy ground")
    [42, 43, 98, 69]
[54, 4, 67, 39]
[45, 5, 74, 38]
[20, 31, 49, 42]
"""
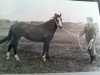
[0, 23, 100, 73]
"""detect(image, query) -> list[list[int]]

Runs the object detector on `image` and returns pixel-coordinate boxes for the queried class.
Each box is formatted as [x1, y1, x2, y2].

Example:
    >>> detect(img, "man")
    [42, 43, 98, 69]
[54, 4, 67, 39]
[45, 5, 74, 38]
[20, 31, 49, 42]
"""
[79, 17, 99, 64]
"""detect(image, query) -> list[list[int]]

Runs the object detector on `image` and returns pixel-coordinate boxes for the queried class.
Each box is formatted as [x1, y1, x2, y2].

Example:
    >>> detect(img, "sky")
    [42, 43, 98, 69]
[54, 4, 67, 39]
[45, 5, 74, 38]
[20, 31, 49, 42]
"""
[0, 0, 100, 23]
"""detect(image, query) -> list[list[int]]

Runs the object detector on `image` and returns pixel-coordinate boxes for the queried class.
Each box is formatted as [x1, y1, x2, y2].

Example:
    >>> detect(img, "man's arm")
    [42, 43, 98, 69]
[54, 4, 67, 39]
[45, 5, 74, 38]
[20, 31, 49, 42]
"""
[93, 23, 99, 41]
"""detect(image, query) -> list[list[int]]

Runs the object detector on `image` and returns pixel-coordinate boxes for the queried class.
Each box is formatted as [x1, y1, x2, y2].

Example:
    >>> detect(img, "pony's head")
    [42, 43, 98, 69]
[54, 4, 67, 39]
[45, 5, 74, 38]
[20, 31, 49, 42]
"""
[53, 13, 63, 29]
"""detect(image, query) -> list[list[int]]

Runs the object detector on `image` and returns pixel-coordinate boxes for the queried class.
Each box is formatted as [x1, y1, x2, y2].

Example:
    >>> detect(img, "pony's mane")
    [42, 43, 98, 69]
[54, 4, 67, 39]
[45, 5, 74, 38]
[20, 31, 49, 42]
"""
[44, 17, 55, 24]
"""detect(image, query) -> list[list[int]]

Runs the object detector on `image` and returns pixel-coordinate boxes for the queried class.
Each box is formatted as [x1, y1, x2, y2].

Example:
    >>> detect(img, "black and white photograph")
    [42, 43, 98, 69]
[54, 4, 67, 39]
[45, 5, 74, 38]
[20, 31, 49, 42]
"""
[0, 0, 100, 74]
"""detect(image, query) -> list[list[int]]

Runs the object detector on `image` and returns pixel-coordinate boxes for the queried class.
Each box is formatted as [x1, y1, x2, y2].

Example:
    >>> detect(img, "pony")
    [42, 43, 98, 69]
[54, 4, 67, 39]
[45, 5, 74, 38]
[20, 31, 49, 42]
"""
[0, 13, 63, 61]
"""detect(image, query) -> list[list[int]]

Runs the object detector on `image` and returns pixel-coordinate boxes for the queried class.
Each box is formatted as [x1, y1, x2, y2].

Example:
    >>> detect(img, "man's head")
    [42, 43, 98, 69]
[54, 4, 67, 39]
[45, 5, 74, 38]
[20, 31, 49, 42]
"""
[87, 17, 93, 24]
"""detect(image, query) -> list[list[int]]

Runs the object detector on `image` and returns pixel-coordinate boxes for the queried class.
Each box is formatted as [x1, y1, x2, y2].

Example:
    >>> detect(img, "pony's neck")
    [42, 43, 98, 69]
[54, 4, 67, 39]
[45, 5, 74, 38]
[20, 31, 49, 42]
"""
[46, 19, 57, 33]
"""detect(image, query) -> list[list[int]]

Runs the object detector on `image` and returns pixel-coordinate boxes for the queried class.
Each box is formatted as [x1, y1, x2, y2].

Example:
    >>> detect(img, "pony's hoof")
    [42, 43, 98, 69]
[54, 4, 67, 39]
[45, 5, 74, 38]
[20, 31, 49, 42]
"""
[15, 55, 19, 61]
[6, 57, 9, 60]
[16, 58, 19, 61]
[43, 59, 46, 62]
[89, 60, 96, 64]
[16, 60, 19, 62]
[15, 57, 20, 61]
[89, 60, 92, 63]
[91, 61, 96, 64]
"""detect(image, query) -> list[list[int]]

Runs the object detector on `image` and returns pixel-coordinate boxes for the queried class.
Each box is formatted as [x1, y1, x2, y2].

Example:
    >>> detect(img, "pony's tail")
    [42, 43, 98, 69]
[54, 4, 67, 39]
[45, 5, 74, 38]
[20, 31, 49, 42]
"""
[0, 28, 12, 44]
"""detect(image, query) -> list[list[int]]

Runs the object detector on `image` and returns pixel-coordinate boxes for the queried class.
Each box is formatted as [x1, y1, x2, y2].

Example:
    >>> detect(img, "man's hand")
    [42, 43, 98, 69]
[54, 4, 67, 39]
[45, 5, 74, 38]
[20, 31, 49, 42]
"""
[79, 33, 81, 37]
[89, 39, 94, 49]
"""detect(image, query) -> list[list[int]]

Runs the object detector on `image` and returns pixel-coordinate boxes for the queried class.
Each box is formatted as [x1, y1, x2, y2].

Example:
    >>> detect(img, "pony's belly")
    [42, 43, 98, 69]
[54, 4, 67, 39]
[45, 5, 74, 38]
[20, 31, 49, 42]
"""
[24, 35, 44, 42]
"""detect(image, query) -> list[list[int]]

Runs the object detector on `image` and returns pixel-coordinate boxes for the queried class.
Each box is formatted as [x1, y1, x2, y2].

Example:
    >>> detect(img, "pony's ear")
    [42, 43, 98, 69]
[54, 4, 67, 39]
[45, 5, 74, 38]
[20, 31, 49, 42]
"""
[60, 14, 62, 17]
[55, 13, 57, 16]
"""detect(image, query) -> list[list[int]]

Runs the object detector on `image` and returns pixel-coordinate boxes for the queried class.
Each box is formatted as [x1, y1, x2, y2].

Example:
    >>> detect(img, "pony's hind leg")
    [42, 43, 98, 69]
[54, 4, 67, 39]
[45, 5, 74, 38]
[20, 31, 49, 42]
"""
[12, 39, 19, 61]
[6, 41, 13, 60]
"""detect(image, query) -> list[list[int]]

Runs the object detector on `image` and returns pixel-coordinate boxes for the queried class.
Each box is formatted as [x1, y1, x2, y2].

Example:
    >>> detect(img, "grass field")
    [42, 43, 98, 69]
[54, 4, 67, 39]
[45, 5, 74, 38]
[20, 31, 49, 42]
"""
[0, 23, 100, 73]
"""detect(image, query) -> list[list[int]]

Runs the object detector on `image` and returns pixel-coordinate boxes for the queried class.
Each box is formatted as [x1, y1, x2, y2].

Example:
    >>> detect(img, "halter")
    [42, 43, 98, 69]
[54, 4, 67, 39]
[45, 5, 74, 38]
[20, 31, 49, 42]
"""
[51, 17, 59, 26]
[54, 19, 59, 26]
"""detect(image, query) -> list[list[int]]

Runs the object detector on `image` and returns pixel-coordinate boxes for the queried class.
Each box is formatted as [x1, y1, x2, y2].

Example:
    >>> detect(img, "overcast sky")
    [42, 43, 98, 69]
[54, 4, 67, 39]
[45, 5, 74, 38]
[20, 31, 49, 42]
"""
[0, 0, 100, 23]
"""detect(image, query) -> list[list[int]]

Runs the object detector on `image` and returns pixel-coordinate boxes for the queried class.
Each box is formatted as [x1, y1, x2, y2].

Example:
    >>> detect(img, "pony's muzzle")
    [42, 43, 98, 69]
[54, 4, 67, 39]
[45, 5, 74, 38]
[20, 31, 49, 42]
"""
[59, 26, 62, 29]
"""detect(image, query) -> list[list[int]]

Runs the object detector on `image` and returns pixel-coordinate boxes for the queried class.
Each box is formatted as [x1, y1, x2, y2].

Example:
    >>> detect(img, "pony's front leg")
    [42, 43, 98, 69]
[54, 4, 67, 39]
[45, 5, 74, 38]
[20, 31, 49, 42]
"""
[42, 41, 50, 61]
[42, 42, 46, 61]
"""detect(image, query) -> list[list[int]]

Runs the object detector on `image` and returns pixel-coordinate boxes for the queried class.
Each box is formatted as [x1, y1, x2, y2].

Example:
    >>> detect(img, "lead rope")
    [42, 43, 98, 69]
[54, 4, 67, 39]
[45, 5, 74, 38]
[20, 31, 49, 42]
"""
[54, 19, 90, 52]
[62, 27, 92, 52]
